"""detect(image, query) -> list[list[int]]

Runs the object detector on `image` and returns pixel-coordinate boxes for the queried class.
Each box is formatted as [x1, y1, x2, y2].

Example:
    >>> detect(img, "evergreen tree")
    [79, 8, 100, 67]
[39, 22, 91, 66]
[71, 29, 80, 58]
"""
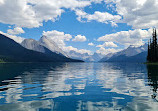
[147, 28, 158, 62]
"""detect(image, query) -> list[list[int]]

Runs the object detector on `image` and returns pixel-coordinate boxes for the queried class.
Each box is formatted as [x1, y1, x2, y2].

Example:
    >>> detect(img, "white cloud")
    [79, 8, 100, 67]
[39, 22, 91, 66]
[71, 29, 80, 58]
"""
[43, 30, 72, 48]
[88, 42, 94, 46]
[72, 35, 87, 42]
[1, 0, 158, 30]
[74, 0, 158, 29]
[0, 0, 4, 4]
[97, 29, 152, 47]
[73, 0, 158, 29]
[0, 0, 40, 28]
[7, 27, 25, 35]
[96, 47, 121, 55]
[0, 100, 53, 111]
[43, 30, 92, 55]
[0, 0, 100, 28]
[75, 9, 121, 27]
[107, 0, 158, 29]
[0, 31, 25, 43]
[63, 46, 92, 55]
[97, 42, 117, 48]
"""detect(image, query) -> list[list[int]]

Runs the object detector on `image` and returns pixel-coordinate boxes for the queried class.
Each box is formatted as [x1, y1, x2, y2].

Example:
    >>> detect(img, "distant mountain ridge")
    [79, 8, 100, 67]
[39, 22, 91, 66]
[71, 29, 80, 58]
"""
[67, 51, 103, 62]
[0, 34, 83, 62]
[100, 44, 148, 63]
[104, 51, 147, 63]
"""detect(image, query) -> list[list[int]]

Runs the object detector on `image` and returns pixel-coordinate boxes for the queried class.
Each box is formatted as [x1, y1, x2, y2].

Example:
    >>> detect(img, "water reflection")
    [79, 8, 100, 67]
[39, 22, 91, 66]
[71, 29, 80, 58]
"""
[147, 65, 158, 101]
[0, 63, 157, 111]
[0, 100, 54, 111]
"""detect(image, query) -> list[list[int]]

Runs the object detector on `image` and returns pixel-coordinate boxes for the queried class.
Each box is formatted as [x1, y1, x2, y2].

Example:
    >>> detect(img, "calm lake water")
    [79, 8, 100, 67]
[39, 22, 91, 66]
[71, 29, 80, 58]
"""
[0, 63, 158, 111]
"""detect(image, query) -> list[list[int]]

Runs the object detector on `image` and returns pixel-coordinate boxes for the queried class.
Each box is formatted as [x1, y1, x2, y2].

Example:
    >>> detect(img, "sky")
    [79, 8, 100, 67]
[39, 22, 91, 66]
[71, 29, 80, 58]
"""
[0, 0, 157, 55]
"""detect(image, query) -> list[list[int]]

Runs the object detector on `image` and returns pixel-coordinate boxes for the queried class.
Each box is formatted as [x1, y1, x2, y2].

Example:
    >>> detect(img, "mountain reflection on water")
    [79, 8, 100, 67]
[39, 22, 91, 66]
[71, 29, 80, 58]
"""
[0, 63, 157, 111]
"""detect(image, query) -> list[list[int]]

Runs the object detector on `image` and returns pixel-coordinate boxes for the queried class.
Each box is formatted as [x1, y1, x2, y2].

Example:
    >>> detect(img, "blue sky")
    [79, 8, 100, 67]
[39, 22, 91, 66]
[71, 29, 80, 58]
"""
[0, 0, 156, 55]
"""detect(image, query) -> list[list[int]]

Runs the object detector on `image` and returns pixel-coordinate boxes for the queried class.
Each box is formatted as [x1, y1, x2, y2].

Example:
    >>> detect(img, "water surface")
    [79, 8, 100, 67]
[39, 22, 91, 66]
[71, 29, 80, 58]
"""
[0, 63, 158, 111]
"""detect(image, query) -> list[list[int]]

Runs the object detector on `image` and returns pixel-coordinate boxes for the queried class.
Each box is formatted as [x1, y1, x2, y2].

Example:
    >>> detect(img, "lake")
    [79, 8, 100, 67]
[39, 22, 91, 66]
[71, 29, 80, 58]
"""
[0, 62, 157, 111]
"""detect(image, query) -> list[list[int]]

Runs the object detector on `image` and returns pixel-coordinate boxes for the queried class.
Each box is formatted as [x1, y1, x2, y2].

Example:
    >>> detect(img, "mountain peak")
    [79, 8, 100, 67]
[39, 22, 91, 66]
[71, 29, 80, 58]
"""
[100, 43, 148, 62]
[39, 35, 68, 57]
[25, 38, 36, 42]
[128, 45, 135, 48]
[41, 35, 47, 39]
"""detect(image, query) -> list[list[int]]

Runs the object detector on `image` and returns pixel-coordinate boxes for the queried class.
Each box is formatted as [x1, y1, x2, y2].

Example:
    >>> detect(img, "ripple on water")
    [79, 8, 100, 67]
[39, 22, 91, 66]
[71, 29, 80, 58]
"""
[0, 63, 157, 111]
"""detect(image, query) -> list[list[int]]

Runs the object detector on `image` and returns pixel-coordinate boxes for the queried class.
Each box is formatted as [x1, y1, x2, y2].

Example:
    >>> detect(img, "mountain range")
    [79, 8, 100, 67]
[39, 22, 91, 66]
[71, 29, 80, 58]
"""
[100, 43, 148, 63]
[67, 51, 104, 62]
[21, 36, 102, 62]
[0, 32, 149, 63]
[67, 44, 148, 63]
[0, 34, 83, 62]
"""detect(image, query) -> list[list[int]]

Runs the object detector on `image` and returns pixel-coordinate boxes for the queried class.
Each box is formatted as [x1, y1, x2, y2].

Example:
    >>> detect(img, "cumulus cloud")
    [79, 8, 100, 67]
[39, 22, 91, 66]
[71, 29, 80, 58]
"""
[97, 42, 118, 48]
[96, 47, 121, 55]
[0, 0, 40, 28]
[1, 0, 158, 30]
[43, 30, 72, 48]
[63, 46, 92, 55]
[0, 0, 100, 28]
[107, 0, 158, 29]
[7, 27, 25, 35]
[88, 42, 94, 46]
[0, 31, 25, 43]
[1, 0, 157, 55]
[43, 30, 91, 55]
[74, 0, 158, 29]
[75, 9, 121, 27]
[72, 35, 87, 42]
[0, 0, 4, 4]
[97, 29, 152, 47]
[0, 0, 122, 28]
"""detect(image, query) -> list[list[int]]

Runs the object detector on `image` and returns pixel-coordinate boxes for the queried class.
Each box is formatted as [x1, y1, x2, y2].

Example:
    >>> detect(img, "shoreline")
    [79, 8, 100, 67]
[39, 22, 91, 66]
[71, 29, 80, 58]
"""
[0, 61, 84, 64]
[144, 62, 158, 65]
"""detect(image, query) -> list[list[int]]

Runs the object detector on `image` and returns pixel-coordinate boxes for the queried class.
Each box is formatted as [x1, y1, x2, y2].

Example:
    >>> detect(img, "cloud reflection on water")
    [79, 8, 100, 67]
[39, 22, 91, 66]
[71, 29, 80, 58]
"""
[0, 63, 157, 111]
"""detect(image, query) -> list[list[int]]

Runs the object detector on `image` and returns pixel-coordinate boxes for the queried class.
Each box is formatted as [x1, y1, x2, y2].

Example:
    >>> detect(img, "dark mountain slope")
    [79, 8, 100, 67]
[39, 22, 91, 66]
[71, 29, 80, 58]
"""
[0, 34, 83, 62]
[106, 51, 147, 63]
[21, 39, 64, 56]
[100, 44, 148, 63]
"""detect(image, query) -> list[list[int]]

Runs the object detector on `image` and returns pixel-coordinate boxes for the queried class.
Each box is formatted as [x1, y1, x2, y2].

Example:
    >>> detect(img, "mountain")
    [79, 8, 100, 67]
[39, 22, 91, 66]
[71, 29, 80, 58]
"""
[100, 44, 148, 62]
[112, 44, 147, 57]
[99, 53, 114, 62]
[21, 39, 60, 56]
[67, 51, 103, 62]
[21, 39, 46, 53]
[105, 51, 147, 63]
[67, 50, 92, 61]
[91, 53, 104, 62]
[0, 34, 83, 62]
[39, 36, 68, 57]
